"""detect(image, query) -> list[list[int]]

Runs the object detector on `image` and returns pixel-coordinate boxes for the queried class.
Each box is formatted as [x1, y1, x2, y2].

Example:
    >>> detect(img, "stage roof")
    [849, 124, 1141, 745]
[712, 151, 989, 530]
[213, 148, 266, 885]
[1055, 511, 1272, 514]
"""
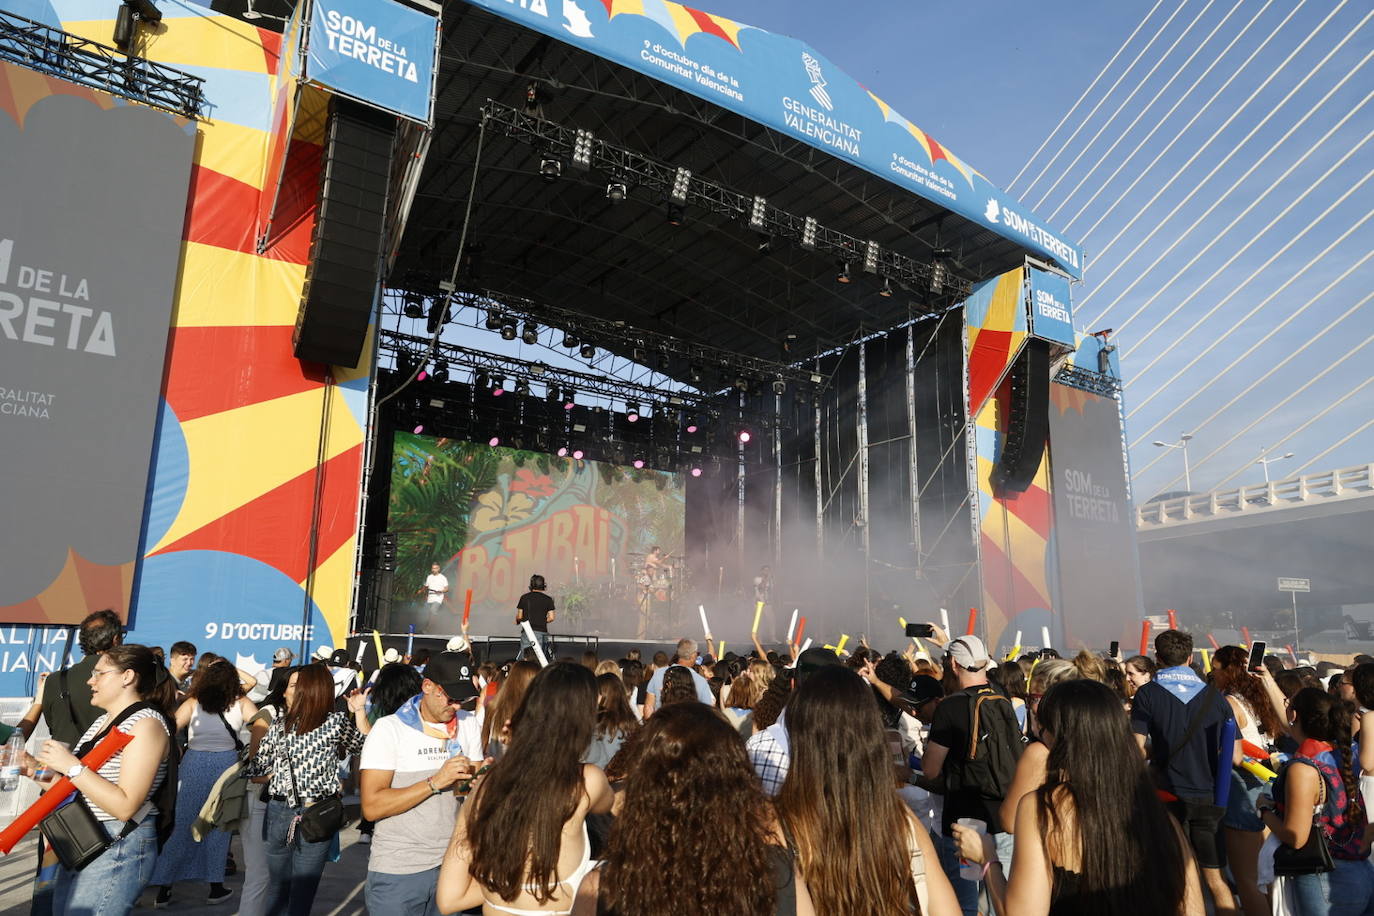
[388, 0, 1084, 368]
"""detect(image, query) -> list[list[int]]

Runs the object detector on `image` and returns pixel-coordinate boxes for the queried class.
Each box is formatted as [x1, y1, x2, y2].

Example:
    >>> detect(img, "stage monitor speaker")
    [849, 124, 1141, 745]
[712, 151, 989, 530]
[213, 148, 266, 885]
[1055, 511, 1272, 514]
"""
[989, 338, 1051, 494]
[293, 98, 397, 368]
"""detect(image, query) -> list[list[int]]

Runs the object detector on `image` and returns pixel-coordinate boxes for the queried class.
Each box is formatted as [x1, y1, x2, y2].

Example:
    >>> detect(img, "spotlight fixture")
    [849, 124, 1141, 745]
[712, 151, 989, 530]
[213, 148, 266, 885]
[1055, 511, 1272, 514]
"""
[686, 421, 698, 434]
[500, 321, 518, 341]
[836, 262, 852, 284]
[547, 384, 561, 404]
[733, 376, 749, 391]
[402, 292, 424, 319]
[413, 424, 425, 434]
[425, 298, 451, 334]
[491, 375, 505, 396]
[521, 321, 539, 345]
[561, 331, 579, 348]
[690, 467, 702, 477]
[432, 360, 449, 383]
[606, 180, 627, 203]
[738, 430, 752, 444]
[748, 195, 767, 231]
[669, 166, 691, 204]
[485, 310, 503, 331]
[879, 278, 893, 298]
[579, 343, 596, 360]
[801, 216, 818, 249]
[475, 370, 490, 390]
[571, 129, 594, 169]
[563, 389, 576, 410]
[625, 400, 640, 422]
[633, 459, 645, 469]
[557, 447, 569, 457]
[572, 449, 585, 460]
[771, 378, 786, 396]
[515, 378, 530, 395]
[416, 368, 428, 381]
[666, 202, 685, 226]
[863, 239, 880, 273]
[539, 157, 561, 181]
[489, 436, 501, 447]
[930, 248, 952, 295]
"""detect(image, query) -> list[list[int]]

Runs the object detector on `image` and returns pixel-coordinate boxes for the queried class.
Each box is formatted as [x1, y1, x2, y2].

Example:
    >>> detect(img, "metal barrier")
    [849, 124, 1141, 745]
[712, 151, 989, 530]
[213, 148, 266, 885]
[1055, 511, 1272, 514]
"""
[1136, 464, 1374, 528]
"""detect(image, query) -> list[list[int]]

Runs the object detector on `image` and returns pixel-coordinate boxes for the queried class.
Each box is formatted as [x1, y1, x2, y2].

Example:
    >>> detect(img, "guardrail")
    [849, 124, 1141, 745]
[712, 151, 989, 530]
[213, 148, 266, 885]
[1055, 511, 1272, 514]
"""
[1136, 464, 1374, 528]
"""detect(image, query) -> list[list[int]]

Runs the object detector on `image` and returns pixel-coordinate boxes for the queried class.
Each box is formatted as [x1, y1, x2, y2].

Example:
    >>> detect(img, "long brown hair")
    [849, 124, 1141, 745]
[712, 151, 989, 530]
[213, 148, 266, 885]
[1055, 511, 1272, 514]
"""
[190, 659, 243, 715]
[1035, 679, 1188, 914]
[1289, 687, 1363, 824]
[1210, 646, 1285, 738]
[103, 645, 177, 718]
[602, 703, 778, 914]
[282, 664, 334, 734]
[658, 666, 697, 707]
[775, 666, 922, 915]
[595, 672, 638, 740]
[727, 671, 762, 709]
[466, 663, 597, 904]
[482, 660, 538, 748]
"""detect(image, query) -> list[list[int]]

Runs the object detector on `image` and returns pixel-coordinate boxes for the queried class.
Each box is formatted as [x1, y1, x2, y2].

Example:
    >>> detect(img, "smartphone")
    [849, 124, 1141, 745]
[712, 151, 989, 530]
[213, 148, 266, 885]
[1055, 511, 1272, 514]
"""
[1248, 640, 1267, 671]
[906, 622, 935, 638]
[1109, 640, 1120, 659]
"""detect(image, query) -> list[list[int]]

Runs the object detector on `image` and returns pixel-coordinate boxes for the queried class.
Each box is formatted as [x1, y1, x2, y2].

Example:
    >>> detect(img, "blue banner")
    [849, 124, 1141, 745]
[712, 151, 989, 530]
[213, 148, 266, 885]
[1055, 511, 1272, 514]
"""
[460, 0, 1084, 277]
[307, 0, 438, 124]
[1027, 266, 1075, 346]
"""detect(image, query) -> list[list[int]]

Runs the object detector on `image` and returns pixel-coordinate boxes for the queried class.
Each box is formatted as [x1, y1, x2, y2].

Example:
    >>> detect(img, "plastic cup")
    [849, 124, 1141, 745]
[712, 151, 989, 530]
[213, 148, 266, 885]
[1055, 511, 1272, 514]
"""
[34, 741, 70, 782]
[955, 817, 987, 881]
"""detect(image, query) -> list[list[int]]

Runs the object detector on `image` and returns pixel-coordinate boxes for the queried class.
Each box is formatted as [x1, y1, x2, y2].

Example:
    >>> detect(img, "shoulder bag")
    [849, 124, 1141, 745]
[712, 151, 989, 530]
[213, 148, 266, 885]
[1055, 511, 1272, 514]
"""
[1273, 765, 1334, 876]
[282, 723, 344, 843]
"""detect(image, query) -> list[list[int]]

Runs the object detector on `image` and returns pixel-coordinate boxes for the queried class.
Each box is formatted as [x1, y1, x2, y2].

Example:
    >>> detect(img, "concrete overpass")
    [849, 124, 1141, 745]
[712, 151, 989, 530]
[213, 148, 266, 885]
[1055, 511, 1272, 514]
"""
[1134, 465, 1374, 644]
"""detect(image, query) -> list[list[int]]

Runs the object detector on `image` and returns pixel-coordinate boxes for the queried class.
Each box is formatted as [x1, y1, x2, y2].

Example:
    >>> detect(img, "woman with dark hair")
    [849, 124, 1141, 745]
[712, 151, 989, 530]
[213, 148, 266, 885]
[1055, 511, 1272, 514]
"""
[1258, 687, 1372, 915]
[149, 659, 259, 906]
[29, 644, 178, 916]
[999, 659, 1081, 834]
[775, 666, 958, 915]
[1211, 645, 1287, 916]
[239, 665, 295, 916]
[437, 662, 613, 914]
[575, 702, 814, 915]
[483, 659, 540, 758]
[368, 662, 425, 722]
[1123, 655, 1157, 698]
[657, 665, 698, 708]
[586, 672, 638, 768]
[249, 664, 369, 916]
[956, 678, 1203, 916]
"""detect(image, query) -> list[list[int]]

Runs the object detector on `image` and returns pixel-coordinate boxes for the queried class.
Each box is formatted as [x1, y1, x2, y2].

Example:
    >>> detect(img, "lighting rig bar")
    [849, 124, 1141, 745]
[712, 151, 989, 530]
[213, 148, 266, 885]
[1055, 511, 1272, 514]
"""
[1054, 364, 1121, 397]
[379, 330, 785, 429]
[480, 100, 973, 303]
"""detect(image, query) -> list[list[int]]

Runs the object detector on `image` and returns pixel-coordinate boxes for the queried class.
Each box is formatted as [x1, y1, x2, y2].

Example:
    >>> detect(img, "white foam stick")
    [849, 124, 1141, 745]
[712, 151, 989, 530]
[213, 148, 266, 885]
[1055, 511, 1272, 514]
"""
[939, 607, 950, 634]
[798, 637, 813, 655]
[698, 604, 712, 639]
[520, 620, 549, 667]
[611, 557, 616, 581]
[786, 609, 799, 643]
[353, 641, 367, 665]
[1041, 625, 1052, 650]
[1013, 630, 1022, 649]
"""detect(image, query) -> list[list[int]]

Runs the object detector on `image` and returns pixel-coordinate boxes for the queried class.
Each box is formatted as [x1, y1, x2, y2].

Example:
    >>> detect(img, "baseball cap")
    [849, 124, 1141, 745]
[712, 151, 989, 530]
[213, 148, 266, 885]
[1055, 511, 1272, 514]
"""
[273, 647, 294, 663]
[329, 648, 351, 667]
[946, 636, 990, 671]
[898, 674, 944, 706]
[792, 647, 843, 681]
[425, 651, 479, 702]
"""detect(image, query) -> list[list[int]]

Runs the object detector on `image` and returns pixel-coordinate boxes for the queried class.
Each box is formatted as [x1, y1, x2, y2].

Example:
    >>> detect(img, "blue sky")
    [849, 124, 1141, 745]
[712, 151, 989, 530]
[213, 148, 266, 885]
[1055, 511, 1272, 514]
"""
[424, 0, 1371, 499]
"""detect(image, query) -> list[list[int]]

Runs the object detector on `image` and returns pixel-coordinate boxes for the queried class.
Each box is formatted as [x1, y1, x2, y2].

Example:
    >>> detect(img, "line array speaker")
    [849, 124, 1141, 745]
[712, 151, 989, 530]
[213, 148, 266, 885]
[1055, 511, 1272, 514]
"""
[292, 98, 396, 367]
[990, 338, 1051, 494]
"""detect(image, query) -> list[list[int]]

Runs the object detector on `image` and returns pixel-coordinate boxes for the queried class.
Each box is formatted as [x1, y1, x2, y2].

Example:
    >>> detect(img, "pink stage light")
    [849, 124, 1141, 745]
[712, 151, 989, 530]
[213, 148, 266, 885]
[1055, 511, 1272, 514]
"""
[416, 370, 428, 381]
[572, 449, 585, 460]
[557, 447, 568, 457]
[413, 425, 424, 434]
[492, 386, 504, 396]
[738, 430, 752, 443]
[563, 400, 575, 410]
[686, 424, 698, 433]
[633, 459, 645, 469]
[690, 467, 702, 477]
[489, 436, 501, 447]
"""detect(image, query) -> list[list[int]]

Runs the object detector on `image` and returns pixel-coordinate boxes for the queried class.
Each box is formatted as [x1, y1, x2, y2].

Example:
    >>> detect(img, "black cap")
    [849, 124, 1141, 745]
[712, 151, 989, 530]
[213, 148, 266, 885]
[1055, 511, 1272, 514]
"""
[329, 648, 350, 667]
[793, 647, 842, 681]
[898, 674, 943, 706]
[425, 651, 478, 702]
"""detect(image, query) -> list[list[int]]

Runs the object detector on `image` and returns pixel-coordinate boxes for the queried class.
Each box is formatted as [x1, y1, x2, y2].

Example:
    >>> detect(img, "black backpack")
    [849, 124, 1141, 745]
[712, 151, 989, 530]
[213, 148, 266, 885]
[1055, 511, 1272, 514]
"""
[943, 684, 1025, 800]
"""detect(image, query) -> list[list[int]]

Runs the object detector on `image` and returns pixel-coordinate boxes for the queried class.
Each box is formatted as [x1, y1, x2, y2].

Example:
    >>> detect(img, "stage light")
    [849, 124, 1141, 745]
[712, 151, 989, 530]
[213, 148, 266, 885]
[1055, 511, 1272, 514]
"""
[491, 375, 505, 396]
[515, 378, 530, 395]
[670, 167, 691, 204]
[402, 292, 424, 319]
[564, 389, 576, 410]
[416, 369, 428, 381]
[572, 449, 584, 460]
[606, 180, 627, 203]
[801, 216, 818, 249]
[930, 248, 952, 295]
[500, 321, 518, 341]
[772, 379, 786, 396]
[489, 436, 501, 447]
[433, 360, 449, 382]
[571, 129, 594, 169]
[738, 430, 752, 444]
[734, 376, 749, 391]
[633, 459, 645, 469]
[547, 384, 561, 404]
[666, 203, 685, 226]
[625, 400, 640, 422]
[413, 424, 424, 434]
[879, 278, 893, 298]
[426, 298, 451, 334]
[485, 310, 504, 331]
[690, 467, 702, 477]
[688, 364, 705, 386]
[475, 370, 490, 390]
[836, 262, 852, 284]
[579, 343, 596, 360]
[561, 331, 579, 348]
[686, 423, 698, 434]
[748, 195, 767, 231]
[557, 447, 568, 457]
[521, 322, 539, 345]
[539, 157, 561, 181]
[864, 240, 879, 273]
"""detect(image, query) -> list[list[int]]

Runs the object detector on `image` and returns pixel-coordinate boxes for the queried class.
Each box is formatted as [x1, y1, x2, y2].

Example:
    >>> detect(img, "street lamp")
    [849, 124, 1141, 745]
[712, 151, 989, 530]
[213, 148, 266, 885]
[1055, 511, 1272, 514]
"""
[1152, 433, 1194, 491]
[1255, 448, 1296, 483]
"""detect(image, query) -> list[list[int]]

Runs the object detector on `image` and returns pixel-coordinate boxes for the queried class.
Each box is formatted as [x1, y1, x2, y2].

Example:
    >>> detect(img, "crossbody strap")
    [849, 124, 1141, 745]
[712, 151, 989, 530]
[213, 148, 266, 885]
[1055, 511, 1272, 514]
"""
[216, 708, 245, 754]
[279, 722, 303, 807]
[58, 668, 78, 735]
[1161, 685, 1221, 772]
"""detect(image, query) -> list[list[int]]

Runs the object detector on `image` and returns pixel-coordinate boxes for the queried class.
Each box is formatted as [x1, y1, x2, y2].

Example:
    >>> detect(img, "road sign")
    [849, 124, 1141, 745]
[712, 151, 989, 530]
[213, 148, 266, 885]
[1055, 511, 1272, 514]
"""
[1278, 577, 1311, 592]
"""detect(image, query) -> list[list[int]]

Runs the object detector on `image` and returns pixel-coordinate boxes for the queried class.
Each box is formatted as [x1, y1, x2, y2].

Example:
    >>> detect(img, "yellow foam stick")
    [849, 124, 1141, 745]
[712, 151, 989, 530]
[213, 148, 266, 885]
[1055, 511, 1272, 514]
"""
[718, 642, 726, 658]
[836, 634, 849, 654]
[752, 601, 764, 634]
[899, 616, 908, 630]
[1241, 759, 1278, 783]
[371, 630, 385, 667]
[1004, 645, 1022, 662]
[1201, 649, 1212, 673]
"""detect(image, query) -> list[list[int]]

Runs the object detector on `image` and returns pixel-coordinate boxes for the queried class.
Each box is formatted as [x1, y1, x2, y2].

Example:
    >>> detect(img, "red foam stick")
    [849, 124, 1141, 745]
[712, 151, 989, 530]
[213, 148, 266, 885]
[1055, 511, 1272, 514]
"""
[1287, 645, 1298, 666]
[1241, 626, 1252, 647]
[0, 728, 134, 855]
[1139, 619, 1152, 657]
[966, 608, 978, 636]
[1241, 740, 1269, 760]
[462, 589, 473, 627]
[1167, 609, 1178, 630]
[1207, 633, 1220, 650]
[793, 617, 807, 649]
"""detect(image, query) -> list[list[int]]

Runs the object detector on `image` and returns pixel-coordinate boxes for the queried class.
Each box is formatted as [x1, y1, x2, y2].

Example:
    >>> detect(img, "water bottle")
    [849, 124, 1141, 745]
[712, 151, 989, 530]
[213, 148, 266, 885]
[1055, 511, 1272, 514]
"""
[0, 734, 25, 791]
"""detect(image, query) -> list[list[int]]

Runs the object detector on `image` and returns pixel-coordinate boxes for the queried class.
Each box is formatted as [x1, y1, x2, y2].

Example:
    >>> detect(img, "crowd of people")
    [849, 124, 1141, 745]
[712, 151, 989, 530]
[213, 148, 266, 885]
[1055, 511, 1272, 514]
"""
[11, 604, 1374, 915]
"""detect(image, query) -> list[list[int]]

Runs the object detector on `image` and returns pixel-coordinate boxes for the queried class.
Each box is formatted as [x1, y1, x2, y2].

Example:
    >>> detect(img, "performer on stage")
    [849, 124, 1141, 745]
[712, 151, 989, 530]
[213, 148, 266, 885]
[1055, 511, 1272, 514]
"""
[515, 574, 555, 661]
[753, 565, 775, 641]
[421, 562, 449, 630]
[636, 547, 669, 639]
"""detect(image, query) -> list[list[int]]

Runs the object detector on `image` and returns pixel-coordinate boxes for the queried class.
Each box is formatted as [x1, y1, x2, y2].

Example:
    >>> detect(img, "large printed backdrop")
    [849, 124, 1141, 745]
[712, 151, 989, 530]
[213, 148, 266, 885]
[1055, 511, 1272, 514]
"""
[388, 436, 685, 633]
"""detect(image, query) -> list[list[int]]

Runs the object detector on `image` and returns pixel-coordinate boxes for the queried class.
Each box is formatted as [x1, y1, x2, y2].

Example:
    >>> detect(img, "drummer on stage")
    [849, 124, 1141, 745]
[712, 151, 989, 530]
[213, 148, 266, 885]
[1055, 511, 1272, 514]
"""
[515, 574, 555, 661]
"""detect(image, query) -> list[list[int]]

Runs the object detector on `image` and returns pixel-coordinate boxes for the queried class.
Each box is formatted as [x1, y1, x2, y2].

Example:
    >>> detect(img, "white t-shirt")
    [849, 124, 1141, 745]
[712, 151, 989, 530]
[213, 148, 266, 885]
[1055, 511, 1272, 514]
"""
[425, 573, 449, 604]
[360, 709, 484, 875]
